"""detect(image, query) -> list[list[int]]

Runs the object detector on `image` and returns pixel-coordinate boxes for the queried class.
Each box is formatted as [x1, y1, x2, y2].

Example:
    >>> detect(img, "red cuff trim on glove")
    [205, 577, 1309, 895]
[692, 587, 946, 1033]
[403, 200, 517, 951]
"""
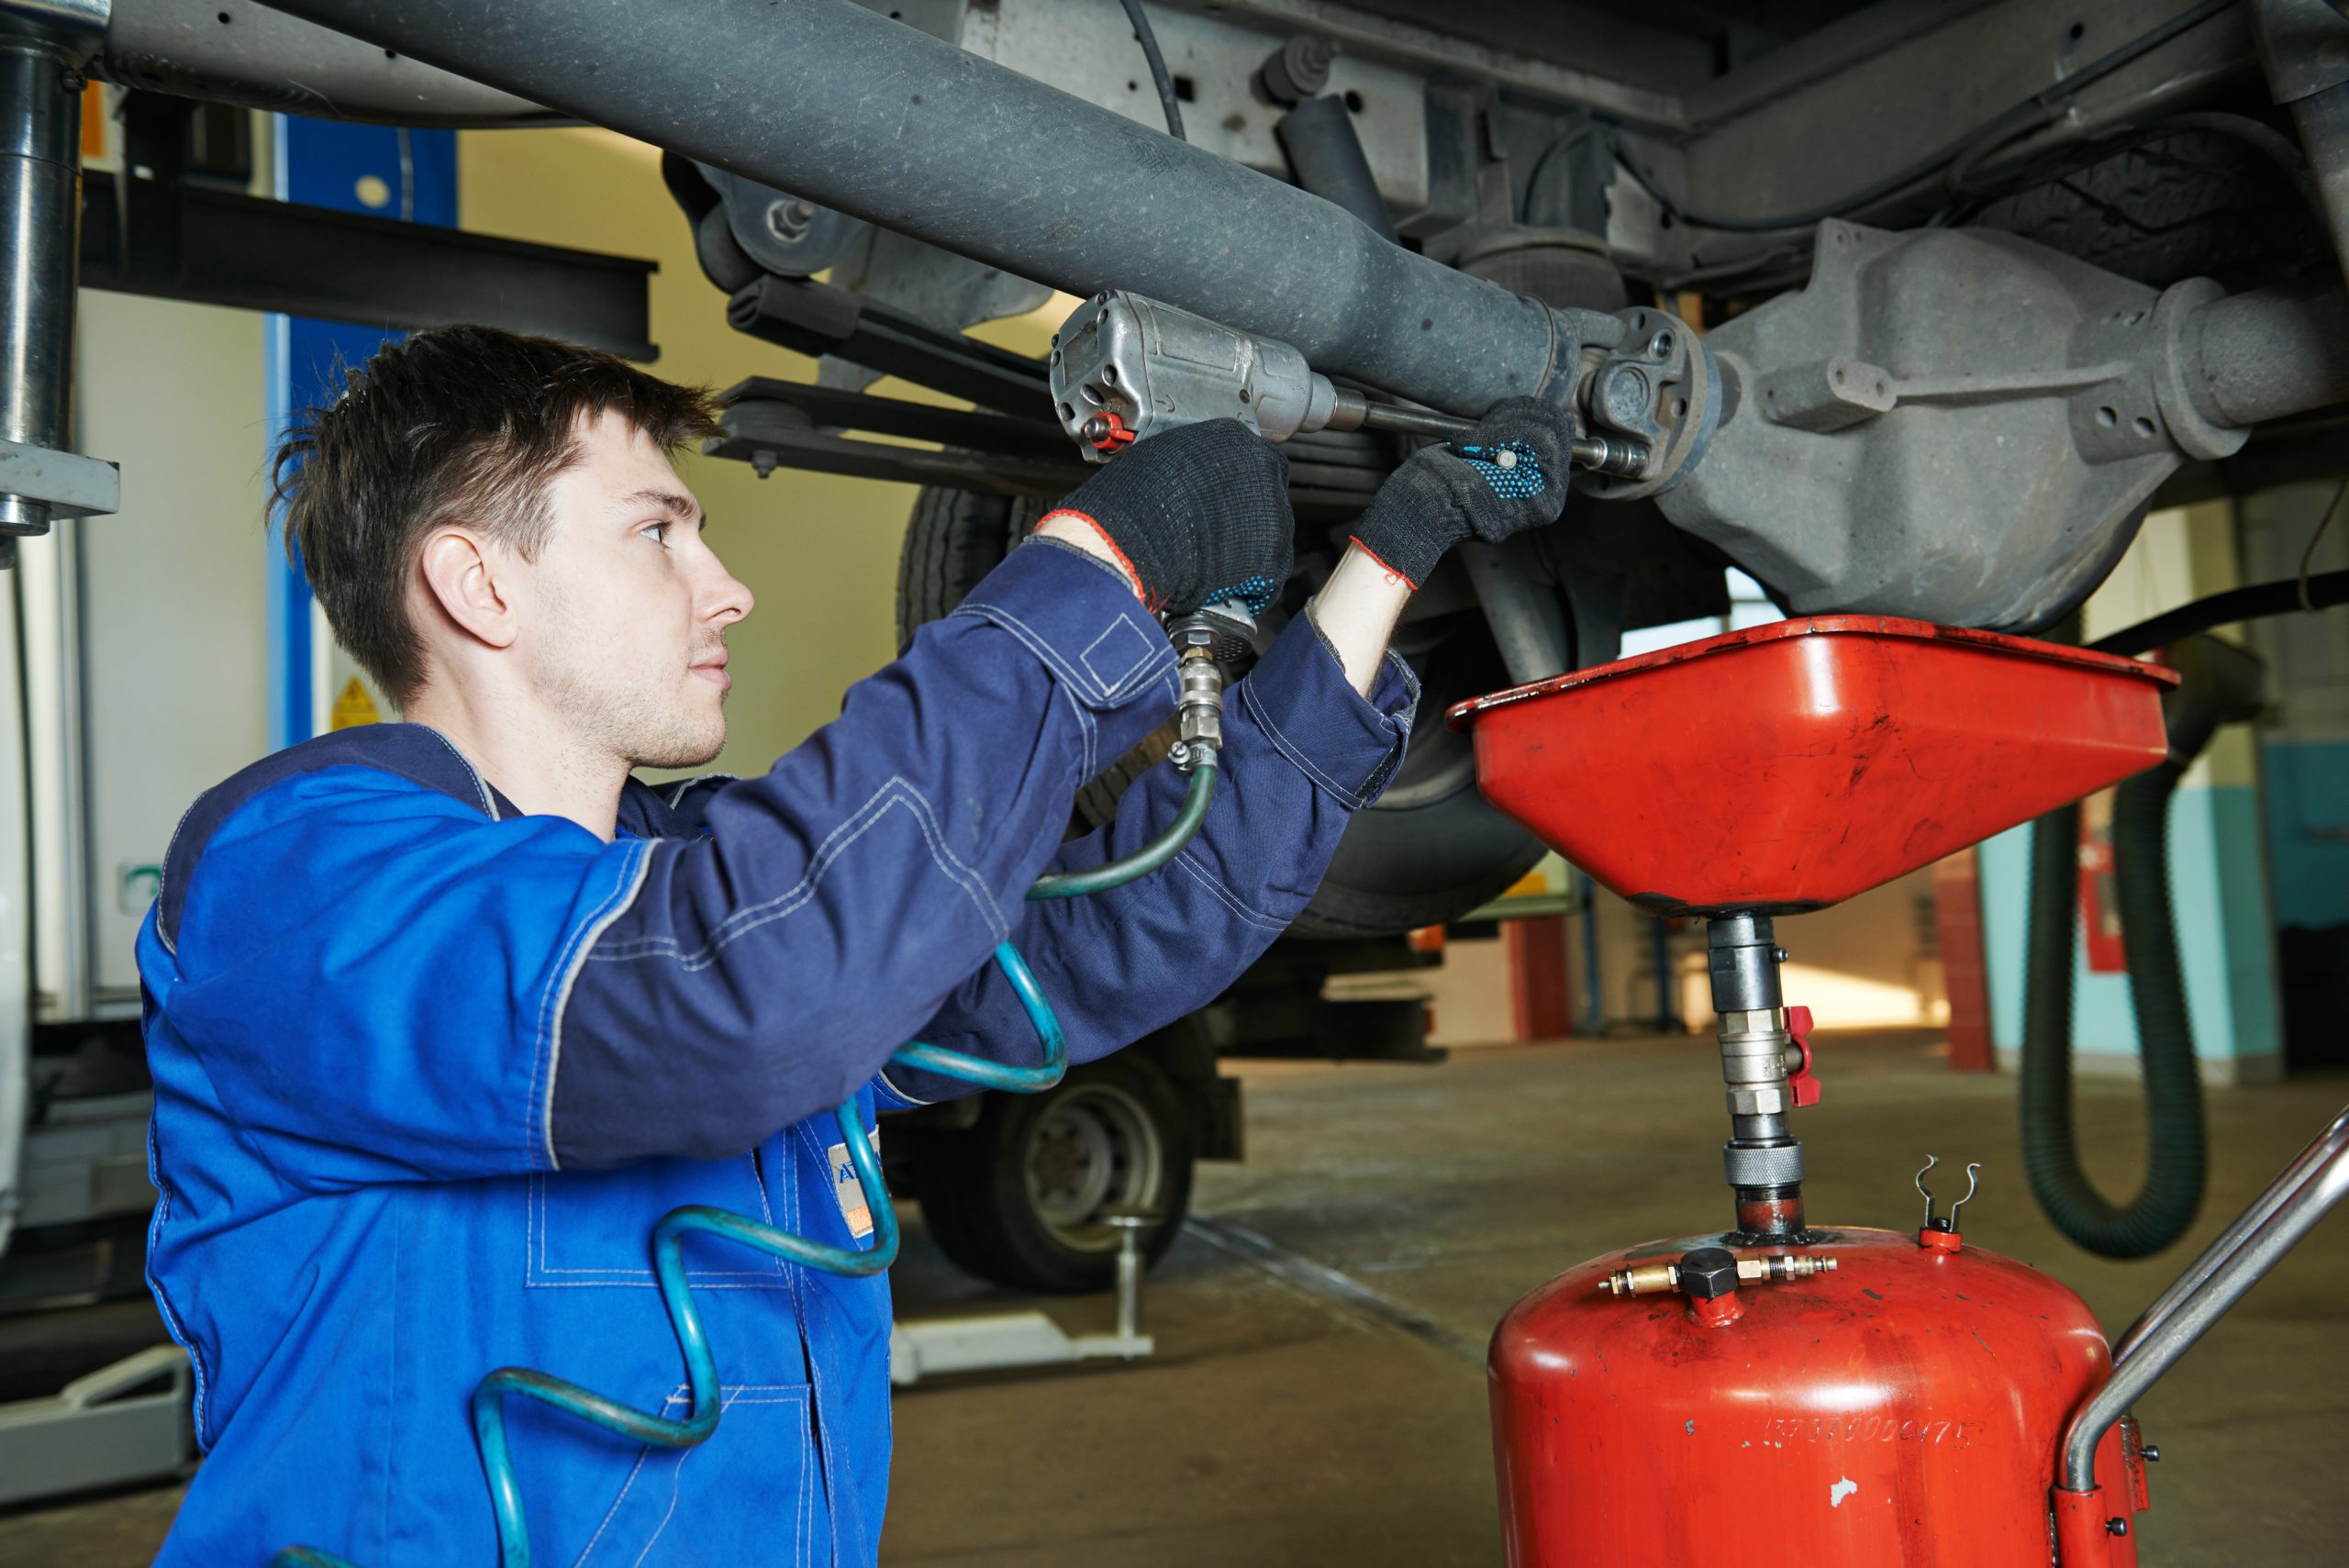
[1346, 535, 1421, 593]
[1039, 507, 1153, 609]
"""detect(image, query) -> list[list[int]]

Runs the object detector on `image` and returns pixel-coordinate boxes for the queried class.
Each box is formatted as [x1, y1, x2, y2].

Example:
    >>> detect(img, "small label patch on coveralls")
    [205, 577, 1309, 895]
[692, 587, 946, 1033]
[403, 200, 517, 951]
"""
[829, 1129, 884, 1238]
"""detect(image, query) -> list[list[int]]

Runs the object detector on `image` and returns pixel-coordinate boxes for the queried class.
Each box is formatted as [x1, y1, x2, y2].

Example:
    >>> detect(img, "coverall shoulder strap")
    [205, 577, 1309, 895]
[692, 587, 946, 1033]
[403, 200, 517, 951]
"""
[158, 723, 504, 951]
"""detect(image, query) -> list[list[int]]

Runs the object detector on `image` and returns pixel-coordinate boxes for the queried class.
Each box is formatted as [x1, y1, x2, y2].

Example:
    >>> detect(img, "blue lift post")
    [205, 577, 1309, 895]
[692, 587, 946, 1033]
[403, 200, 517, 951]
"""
[264, 118, 457, 750]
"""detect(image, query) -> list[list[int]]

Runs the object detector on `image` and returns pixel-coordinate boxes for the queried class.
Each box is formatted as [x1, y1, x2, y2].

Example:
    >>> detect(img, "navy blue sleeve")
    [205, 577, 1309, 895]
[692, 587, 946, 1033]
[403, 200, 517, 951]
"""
[878, 606, 1418, 1105]
[551, 539, 1178, 1166]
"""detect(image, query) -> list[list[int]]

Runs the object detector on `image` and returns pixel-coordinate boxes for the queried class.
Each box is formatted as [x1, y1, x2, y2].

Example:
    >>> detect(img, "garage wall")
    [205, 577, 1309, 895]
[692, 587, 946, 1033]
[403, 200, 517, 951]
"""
[2241, 480, 2349, 933]
[1976, 499, 2284, 1085]
[66, 294, 273, 1008]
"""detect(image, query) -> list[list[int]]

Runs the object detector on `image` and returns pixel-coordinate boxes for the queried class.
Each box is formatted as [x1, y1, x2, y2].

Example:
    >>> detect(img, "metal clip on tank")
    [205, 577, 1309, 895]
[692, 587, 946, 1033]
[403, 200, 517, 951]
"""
[1915, 1155, 1982, 1254]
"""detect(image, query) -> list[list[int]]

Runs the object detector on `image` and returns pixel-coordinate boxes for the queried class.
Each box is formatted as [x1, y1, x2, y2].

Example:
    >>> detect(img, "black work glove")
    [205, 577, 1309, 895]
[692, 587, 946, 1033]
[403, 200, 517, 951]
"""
[1350, 397, 1575, 589]
[1041, 418, 1294, 617]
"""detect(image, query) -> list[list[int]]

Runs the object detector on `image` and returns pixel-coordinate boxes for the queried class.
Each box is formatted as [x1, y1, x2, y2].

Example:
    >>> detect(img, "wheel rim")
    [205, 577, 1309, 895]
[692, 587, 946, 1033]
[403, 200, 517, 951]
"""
[1020, 1082, 1163, 1253]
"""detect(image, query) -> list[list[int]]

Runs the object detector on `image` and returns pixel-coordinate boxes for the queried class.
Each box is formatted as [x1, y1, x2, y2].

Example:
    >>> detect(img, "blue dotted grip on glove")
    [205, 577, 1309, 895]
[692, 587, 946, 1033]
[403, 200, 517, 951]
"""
[1197, 572, 1281, 614]
[1453, 440, 1547, 500]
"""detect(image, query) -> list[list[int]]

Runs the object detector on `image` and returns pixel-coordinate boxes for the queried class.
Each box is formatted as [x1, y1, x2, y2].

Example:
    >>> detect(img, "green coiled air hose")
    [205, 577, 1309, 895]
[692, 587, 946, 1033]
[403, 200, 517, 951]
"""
[279, 750, 1221, 1568]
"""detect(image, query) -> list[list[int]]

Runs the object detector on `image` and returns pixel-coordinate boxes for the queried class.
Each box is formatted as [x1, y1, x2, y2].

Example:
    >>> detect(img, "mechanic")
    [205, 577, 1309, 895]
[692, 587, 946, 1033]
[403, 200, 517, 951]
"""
[135, 324, 1574, 1565]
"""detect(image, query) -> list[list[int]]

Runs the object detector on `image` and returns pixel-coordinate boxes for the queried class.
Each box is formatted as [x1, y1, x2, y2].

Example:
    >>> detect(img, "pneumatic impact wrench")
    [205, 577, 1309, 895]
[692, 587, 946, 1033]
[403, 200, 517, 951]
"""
[1045, 290, 1652, 475]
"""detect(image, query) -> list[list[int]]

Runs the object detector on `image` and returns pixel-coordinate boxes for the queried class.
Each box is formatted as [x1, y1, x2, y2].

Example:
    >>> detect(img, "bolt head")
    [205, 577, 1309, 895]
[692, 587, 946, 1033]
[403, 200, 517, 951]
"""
[767, 198, 818, 242]
[1598, 363, 1653, 427]
[1676, 1246, 1740, 1300]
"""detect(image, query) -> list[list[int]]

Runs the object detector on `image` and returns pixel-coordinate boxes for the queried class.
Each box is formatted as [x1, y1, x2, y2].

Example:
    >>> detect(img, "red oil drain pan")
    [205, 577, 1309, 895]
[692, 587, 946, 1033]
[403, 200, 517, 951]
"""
[1448, 616, 2178, 916]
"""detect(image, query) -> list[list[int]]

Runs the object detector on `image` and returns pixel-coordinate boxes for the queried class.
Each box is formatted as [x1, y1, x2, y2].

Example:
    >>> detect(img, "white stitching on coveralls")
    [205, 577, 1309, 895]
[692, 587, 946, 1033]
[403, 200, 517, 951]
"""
[584, 777, 1008, 965]
[953, 598, 1174, 708]
[1077, 616, 1160, 695]
[535, 842, 652, 1171]
[573, 1384, 806, 1565]
[1172, 851, 1292, 932]
[1240, 679, 1372, 809]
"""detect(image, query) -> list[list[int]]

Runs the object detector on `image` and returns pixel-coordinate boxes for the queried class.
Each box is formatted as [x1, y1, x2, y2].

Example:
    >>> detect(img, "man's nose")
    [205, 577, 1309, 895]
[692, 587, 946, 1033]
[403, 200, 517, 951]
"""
[699, 552, 754, 626]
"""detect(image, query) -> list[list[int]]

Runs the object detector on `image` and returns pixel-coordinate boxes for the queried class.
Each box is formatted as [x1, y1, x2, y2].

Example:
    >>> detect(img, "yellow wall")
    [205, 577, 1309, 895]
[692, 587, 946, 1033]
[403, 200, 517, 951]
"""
[2087, 499, 2256, 789]
[456, 127, 1065, 775]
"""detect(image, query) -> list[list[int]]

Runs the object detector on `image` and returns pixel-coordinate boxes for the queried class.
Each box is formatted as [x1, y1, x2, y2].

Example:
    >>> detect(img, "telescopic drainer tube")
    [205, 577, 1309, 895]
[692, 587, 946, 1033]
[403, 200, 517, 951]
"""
[2057, 1102, 2349, 1496]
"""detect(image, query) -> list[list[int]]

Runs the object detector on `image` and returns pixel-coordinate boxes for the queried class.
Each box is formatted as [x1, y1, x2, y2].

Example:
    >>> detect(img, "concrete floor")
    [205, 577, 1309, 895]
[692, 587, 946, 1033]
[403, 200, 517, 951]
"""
[3, 1029, 2343, 1565]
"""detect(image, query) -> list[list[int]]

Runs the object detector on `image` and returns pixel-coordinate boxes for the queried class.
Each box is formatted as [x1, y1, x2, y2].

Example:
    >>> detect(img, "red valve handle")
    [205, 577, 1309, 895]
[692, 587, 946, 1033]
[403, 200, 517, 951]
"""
[1087, 410, 1138, 451]
[1786, 1004, 1822, 1107]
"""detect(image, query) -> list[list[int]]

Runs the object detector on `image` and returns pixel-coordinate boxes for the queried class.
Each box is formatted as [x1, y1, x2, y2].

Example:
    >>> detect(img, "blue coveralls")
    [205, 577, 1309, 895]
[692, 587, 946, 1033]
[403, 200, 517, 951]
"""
[138, 540, 1416, 1565]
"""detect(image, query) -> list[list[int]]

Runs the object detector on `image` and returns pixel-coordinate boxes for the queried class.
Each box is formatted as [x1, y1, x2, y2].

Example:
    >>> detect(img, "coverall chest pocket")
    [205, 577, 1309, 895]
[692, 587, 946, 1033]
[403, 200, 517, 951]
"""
[572, 1384, 823, 1565]
[527, 1148, 796, 1289]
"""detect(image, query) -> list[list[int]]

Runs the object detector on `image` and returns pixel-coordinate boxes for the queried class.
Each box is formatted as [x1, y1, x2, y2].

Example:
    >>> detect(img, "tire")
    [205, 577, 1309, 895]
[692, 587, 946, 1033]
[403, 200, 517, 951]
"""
[895, 484, 1036, 649]
[897, 484, 1542, 931]
[911, 1053, 1194, 1295]
[1970, 128, 2328, 294]
[896, 484, 1171, 831]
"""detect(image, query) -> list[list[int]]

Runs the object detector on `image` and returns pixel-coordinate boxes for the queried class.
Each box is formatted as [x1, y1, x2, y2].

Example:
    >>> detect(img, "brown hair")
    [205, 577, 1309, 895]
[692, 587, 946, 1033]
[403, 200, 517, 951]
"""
[273, 325, 720, 705]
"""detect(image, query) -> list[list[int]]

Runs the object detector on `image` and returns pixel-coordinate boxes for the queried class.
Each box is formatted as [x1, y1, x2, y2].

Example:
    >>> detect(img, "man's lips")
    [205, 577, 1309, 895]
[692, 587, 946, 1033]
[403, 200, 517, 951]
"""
[691, 652, 730, 691]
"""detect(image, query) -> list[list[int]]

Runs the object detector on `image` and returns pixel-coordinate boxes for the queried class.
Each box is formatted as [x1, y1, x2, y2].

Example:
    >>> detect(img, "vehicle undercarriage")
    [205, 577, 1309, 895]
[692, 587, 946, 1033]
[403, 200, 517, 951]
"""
[17, 0, 2338, 932]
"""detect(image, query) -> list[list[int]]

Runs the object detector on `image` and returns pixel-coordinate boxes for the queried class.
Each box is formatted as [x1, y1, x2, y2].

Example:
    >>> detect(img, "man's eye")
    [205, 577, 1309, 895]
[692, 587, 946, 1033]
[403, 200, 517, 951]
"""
[642, 521, 670, 545]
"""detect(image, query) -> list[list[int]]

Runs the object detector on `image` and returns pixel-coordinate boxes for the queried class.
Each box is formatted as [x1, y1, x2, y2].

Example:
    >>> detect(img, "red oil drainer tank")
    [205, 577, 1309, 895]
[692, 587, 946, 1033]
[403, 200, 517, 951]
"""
[1448, 618, 2190, 1566]
[1487, 1222, 2146, 1567]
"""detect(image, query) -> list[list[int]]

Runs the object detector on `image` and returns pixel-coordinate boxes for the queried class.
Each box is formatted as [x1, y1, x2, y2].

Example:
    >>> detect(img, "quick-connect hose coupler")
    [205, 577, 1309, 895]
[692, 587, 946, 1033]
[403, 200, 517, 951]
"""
[1165, 605, 1253, 773]
[1600, 1250, 1838, 1298]
[1171, 644, 1223, 773]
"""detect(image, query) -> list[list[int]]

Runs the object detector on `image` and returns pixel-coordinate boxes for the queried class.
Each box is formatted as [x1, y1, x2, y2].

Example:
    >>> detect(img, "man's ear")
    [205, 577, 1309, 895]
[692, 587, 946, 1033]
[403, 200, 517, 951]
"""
[417, 527, 519, 651]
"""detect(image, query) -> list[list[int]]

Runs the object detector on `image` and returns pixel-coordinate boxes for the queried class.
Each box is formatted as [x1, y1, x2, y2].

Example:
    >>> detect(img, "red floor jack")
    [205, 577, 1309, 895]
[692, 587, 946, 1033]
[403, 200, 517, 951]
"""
[1449, 616, 2349, 1567]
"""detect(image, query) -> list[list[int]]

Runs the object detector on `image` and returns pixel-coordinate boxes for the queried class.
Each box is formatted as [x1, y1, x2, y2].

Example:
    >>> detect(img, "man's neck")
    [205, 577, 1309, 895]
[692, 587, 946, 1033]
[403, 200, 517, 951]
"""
[400, 686, 629, 841]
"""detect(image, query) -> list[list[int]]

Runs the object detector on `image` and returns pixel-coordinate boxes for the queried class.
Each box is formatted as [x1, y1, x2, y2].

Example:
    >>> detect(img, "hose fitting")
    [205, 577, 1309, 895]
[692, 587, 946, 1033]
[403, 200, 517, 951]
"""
[1164, 605, 1252, 773]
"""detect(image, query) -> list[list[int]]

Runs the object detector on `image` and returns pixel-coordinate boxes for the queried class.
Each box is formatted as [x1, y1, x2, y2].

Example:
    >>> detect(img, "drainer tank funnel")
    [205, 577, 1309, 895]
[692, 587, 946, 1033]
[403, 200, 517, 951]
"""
[1448, 617, 2177, 917]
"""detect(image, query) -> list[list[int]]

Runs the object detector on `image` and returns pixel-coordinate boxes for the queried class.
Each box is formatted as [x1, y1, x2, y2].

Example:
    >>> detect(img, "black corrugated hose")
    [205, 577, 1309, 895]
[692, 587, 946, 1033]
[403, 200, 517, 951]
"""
[2021, 760, 2206, 1259]
[2021, 624, 2274, 1259]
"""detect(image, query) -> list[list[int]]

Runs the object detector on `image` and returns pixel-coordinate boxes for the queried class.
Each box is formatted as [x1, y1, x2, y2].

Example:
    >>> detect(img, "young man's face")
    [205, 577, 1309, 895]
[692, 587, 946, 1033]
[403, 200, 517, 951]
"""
[516, 409, 753, 770]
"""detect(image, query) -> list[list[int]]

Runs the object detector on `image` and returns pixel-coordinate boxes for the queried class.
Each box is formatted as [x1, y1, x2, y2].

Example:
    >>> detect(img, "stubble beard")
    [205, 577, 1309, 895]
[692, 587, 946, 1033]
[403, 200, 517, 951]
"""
[540, 633, 729, 773]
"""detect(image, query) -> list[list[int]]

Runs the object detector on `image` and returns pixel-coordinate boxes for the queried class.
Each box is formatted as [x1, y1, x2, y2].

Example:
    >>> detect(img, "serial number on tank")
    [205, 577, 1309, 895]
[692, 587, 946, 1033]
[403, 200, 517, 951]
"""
[1752, 1414, 1977, 1449]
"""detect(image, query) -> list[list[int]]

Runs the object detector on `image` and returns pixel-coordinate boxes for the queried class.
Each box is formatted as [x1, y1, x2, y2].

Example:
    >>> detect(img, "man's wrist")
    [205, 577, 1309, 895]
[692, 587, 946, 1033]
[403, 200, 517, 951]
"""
[1308, 541, 1415, 696]
[1035, 511, 1146, 603]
